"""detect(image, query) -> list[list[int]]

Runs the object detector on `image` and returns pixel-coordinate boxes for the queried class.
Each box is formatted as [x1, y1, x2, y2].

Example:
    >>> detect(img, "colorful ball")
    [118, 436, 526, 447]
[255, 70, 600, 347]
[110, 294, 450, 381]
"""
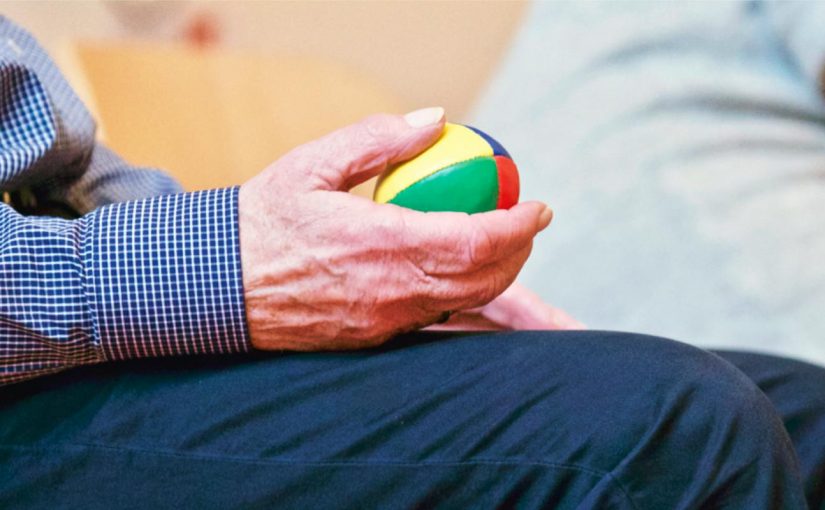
[373, 123, 519, 214]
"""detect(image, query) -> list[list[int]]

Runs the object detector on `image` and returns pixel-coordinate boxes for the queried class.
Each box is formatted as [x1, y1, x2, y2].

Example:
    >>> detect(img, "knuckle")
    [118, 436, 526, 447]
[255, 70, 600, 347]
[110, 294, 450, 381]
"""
[346, 121, 391, 172]
[465, 224, 496, 266]
[360, 114, 396, 142]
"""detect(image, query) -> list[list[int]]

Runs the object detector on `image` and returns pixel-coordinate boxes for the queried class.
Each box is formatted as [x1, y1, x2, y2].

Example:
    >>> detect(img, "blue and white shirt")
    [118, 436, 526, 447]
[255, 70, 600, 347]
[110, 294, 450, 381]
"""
[0, 17, 250, 385]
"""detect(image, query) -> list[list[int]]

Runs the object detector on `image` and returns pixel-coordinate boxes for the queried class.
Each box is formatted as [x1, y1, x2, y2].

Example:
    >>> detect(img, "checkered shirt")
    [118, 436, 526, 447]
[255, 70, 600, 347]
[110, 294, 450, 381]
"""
[0, 17, 250, 385]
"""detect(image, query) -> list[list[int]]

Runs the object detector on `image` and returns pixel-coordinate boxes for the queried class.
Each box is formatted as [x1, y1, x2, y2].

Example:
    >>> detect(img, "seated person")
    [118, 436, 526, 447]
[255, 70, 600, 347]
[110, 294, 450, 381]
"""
[473, 0, 825, 364]
[0, 16, 823, 509]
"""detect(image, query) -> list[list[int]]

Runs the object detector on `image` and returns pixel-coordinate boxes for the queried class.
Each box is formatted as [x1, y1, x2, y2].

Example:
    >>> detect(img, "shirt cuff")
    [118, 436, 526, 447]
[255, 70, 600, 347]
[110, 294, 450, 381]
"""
[83, 187, 250, 360]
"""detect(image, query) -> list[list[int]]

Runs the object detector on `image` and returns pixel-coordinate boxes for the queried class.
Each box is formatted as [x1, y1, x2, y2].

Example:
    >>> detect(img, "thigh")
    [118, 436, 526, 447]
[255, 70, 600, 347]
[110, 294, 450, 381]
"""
[714, 350, 825, 509]
[0, 331, 804, 509]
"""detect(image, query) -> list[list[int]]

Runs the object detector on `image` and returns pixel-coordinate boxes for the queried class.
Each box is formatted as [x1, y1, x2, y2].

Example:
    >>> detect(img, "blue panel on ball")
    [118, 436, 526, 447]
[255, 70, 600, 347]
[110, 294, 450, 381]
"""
[465, 125, 511, 158]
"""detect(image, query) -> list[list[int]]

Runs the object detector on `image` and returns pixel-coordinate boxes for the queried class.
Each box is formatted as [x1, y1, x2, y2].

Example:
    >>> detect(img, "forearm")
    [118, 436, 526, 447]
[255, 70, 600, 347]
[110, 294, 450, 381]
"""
[0, 187, 249, 386]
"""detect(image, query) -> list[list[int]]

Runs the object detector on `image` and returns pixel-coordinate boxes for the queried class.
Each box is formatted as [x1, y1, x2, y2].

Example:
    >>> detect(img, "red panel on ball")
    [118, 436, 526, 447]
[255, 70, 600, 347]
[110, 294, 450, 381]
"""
[495, 156, 519, 209]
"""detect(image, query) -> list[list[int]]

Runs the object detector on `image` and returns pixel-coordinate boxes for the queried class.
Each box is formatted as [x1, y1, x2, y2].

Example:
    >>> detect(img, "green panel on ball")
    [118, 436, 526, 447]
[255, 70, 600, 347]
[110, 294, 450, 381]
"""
[388, 157, 499, 213]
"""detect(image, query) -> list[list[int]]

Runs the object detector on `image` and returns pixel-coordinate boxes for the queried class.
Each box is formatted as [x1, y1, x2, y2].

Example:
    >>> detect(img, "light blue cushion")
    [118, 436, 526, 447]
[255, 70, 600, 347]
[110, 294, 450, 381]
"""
[473, 1, 825, 365]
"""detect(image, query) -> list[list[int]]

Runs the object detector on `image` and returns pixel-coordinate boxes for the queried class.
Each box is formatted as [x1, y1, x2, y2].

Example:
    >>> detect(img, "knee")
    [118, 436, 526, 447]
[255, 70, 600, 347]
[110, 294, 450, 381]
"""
[490, 331, 794, 465]
[397, 331, 803, 505]
[574, 331, 786, 435]
[595, 333, 801, 502]
[640, 335, 781, 436]
[577, 332, 796, 478]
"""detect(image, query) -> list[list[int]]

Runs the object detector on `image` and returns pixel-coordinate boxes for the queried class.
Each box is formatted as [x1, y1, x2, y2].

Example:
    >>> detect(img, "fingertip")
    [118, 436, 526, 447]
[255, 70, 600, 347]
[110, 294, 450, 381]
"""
[383, 107, 446, 165]
[538, 205, 553, 232]
[403, 106, 445, 128]
[553, 308, 586, 330]
[510, 201, 552, 233]
[562, 318, 587, 330]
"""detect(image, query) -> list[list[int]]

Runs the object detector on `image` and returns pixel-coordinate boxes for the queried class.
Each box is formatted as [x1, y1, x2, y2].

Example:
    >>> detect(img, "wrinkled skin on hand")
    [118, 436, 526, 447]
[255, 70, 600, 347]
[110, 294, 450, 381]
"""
[239, 109, 575, 351]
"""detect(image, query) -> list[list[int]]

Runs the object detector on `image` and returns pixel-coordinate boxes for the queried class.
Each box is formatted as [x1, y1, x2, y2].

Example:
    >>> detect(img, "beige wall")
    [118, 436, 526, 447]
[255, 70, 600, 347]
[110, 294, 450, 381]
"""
[2, 0, 527, 121]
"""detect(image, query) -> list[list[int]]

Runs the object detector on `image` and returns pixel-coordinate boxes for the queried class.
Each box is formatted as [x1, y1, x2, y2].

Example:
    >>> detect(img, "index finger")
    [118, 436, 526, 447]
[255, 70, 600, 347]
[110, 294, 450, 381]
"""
[397, 201, 553, 271]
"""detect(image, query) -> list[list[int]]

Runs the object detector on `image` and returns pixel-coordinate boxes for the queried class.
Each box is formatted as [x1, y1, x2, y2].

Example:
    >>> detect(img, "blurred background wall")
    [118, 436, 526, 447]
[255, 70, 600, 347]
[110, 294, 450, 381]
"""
[2, 0, 528, 121]
[1, 1, 527, 191]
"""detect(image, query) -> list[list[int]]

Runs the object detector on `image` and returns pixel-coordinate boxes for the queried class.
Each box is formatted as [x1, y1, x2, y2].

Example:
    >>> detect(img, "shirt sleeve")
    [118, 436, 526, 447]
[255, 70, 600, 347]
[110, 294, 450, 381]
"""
[0, 187, 250, 386]
[56, 141, 184, 216]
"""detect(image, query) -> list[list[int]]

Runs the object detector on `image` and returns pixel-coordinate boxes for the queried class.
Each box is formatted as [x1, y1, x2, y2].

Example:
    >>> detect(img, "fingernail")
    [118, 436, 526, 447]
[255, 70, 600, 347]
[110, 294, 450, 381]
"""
[538, 205, 553, 231]
[404, 106, 445, 127]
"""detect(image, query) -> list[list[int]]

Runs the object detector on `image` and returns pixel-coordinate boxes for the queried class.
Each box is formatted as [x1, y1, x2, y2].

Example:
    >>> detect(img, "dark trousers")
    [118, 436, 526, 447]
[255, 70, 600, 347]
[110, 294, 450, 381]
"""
[1, 331, 824, 509]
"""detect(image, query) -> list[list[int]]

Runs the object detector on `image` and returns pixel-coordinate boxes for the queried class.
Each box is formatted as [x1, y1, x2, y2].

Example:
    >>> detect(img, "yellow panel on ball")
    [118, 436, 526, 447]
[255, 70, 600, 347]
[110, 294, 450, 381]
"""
[373, 122, 493, 204]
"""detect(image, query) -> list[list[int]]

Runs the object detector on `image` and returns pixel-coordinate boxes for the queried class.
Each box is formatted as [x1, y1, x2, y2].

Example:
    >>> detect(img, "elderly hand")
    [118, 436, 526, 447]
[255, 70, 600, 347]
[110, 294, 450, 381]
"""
[239, 108, 553, 351]
[427, 281, 585, 332]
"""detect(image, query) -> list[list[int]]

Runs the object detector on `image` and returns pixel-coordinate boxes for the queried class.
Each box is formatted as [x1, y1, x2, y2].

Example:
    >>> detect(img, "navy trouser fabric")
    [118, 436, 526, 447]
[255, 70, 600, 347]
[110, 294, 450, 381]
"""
[1, 331, 823, 509]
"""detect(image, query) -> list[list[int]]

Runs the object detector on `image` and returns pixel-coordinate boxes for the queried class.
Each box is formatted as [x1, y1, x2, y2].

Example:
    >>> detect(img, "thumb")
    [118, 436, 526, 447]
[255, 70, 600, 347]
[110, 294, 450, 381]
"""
[283, 107, 446, 192]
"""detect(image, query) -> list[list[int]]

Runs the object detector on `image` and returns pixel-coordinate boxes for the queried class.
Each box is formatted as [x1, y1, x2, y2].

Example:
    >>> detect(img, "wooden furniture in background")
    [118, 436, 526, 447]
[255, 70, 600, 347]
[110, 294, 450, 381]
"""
[9, 1, 528, 123]
[71, 41, 407, 194]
